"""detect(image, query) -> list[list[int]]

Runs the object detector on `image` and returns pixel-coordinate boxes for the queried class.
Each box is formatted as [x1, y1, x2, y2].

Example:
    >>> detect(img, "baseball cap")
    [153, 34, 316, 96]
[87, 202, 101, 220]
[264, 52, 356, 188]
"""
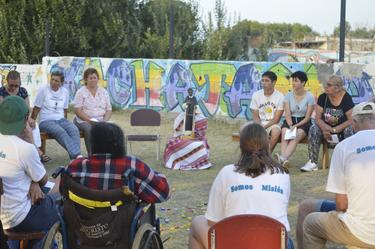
[0, 96, 29, 135]
[352, 102, 375, 117]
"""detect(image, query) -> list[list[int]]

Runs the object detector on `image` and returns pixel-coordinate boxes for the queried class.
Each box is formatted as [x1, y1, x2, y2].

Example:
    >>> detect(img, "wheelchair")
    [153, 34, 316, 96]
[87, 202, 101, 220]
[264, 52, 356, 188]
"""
[41, 167, 164, 249]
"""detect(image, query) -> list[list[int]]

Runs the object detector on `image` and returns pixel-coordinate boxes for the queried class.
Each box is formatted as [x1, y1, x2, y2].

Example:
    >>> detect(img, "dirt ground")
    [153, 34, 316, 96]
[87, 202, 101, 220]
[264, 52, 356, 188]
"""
[44, 110, 344, 249]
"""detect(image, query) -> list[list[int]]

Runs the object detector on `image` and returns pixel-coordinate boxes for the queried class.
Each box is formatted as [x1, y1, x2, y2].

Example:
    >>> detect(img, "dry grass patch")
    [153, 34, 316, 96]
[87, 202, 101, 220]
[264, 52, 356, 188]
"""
[44, 110, 344, 249]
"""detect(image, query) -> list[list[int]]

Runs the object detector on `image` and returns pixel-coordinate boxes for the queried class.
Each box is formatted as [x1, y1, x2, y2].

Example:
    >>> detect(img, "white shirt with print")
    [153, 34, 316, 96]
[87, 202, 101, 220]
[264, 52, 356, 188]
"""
[34, 85, 69, 123]
[0, 134, 46, 229]
[327, 129, 375, 245]
[73, 86, 112, 123]
[250, 90, 284, 126]
[205, 164, 291, 231]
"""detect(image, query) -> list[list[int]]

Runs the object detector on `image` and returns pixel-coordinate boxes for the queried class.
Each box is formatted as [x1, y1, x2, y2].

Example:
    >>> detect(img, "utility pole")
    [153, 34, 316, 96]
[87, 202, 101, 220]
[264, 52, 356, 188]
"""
[168, 0, 174, 59]
[45, 15, 50, 56]
[339, 0, 346, 62]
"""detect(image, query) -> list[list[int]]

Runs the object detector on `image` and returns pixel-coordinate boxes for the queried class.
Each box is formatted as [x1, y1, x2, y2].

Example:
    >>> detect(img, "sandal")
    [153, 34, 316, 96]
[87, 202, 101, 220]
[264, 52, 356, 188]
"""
[40, 154, 52, 163]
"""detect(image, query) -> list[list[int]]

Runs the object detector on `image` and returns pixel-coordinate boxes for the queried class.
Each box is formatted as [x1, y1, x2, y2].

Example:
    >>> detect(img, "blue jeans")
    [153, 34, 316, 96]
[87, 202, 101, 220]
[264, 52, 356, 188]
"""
[9, 195, 59, 249]
[287, 235, 295, 249]
[40, 118, 81, 159]
[319, 200, 336, 212]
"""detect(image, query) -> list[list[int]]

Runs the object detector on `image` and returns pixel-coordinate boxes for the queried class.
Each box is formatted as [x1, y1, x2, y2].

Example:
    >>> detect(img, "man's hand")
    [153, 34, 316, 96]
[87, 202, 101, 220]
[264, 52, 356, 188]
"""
[28, 181, 45, 205]
[28, 117, 36, 129]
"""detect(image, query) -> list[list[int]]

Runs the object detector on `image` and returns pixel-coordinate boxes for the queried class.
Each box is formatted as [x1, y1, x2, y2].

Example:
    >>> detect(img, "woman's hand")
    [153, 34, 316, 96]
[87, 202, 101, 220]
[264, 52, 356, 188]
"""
[323, 130, 332, 141]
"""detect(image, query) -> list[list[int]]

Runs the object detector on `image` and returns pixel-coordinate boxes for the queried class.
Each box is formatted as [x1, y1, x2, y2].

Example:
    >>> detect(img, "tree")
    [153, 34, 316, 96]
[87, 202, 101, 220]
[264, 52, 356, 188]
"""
[138, 0, 203, 59]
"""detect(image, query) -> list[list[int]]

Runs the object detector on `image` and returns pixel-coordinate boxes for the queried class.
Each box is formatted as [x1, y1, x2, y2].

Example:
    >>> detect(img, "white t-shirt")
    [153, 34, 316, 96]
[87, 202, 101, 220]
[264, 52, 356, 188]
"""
[34, 86, 69, 123]
[250, 90, 284, 126]
[0, 134, 46, 229]
[205, 164, 291, 231]
[327, 129, 375, 245]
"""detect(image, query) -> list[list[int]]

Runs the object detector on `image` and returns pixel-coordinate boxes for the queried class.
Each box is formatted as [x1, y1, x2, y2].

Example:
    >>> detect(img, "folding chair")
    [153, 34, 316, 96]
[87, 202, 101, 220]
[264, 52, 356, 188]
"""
[0, 178, 44, 249]
[126, 109, 161, 160]
[208, 214, 287, 249]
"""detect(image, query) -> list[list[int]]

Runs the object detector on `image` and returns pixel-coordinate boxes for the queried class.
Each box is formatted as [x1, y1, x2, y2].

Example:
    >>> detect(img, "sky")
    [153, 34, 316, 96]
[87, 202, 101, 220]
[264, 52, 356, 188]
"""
[197, 0, 375, 35]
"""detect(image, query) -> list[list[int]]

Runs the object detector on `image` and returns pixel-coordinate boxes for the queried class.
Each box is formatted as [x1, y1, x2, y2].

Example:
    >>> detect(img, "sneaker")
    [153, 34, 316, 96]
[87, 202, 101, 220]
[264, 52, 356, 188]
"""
[274, 153, 285, 163]
[282, 160, 290, 168]
[300, 160, 318, 172]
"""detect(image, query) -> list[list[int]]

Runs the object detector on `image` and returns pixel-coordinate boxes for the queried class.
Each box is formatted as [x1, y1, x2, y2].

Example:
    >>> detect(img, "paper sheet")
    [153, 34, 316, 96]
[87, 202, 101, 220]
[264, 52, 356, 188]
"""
[327, 134, 339, 144]
[284, 127, 297, 140]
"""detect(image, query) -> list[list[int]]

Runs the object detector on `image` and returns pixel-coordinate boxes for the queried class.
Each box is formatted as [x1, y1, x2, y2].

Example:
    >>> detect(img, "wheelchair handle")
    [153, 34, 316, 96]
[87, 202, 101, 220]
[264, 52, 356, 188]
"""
[52, 166, 65, 178]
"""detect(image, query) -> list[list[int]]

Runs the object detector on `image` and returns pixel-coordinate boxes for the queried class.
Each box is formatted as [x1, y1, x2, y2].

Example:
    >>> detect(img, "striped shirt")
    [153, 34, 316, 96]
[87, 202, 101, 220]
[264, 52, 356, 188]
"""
[67, 153, 170, 203]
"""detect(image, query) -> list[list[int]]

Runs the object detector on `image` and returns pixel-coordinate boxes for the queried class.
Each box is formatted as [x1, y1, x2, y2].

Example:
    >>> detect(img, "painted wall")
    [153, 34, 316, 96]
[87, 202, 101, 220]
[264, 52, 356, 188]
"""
[1, 57, 375, 120]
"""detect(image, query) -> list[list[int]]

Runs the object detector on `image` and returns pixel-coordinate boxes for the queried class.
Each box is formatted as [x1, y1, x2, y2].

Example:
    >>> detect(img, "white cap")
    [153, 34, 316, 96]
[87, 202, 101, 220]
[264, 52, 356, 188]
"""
[352, 102, 375, 116]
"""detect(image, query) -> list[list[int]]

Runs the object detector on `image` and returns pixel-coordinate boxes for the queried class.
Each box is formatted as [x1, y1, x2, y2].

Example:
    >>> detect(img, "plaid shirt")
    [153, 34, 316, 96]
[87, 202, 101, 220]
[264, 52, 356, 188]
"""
[66, 154, 170, 203]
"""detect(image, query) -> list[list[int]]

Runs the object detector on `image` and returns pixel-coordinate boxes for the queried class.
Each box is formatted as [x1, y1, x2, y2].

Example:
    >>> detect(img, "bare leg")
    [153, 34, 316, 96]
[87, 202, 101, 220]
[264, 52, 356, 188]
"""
[280, 128, 289, 156]
[269, 127, 281, 152]
[296, 199, 323, 249]
[283, 129, 306, 160]
[189, 215, 210, 249]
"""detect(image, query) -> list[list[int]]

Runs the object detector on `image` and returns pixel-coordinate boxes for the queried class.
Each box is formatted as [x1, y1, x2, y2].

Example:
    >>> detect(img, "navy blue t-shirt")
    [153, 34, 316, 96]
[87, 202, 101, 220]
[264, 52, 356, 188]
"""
[0, 86, 29, 99]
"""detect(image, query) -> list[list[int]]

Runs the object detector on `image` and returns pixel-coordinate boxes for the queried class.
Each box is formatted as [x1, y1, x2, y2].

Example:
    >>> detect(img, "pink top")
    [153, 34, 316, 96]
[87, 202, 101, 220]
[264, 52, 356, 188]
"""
[73, 86, 112, 123]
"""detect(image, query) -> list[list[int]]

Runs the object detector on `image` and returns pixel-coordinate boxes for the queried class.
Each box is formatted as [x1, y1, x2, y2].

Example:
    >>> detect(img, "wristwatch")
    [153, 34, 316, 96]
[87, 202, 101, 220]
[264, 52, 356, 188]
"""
[332, 128, 337, 133]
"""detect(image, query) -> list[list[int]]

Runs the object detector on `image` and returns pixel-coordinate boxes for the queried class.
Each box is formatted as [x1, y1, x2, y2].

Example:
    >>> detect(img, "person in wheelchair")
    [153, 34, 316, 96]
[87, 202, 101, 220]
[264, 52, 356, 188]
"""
[188, 122, 294, 249]
[67, 121, 170, 201]
[57, 122, 170, 248]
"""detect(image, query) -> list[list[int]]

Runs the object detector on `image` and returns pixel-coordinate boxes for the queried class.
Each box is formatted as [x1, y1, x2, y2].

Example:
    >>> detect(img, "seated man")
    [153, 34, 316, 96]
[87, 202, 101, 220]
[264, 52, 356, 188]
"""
[67, 122, 170, 203]
[298, 102, 375, 249]
[250, 71, 284, 152]
[0, 96, 59, 248]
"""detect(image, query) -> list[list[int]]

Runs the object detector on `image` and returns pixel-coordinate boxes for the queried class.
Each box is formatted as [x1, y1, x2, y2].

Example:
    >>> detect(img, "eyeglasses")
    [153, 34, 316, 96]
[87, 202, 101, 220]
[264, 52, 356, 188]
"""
[8, 84, 20, 88]
[326, 83, 337, 88]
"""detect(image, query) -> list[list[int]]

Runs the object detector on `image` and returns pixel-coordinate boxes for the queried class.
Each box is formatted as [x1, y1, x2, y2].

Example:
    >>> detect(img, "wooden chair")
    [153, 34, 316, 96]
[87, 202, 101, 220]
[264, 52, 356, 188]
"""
[125, 109, 161, 160]
[208, 214, 287, 249]
[0, 178, 44, 249]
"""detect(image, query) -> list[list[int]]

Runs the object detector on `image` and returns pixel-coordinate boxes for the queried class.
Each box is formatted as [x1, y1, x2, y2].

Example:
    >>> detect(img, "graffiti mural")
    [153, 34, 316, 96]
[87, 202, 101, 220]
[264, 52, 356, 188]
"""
[0, 64, 45, 104]
[1, 57, 374, 120]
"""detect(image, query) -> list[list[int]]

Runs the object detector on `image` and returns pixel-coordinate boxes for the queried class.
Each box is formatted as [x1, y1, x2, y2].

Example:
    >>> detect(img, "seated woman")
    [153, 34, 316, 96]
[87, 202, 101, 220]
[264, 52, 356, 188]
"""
[277, 71, 314, 167]
[66, 122, 170, 203]
[73, 68, 112, 155]
[189, 122, 293, 249]
[0, 70, 49, 162]
[30, 71, 81, 160]
[301, 75, 354, 172]
[163, 110, 212, 170]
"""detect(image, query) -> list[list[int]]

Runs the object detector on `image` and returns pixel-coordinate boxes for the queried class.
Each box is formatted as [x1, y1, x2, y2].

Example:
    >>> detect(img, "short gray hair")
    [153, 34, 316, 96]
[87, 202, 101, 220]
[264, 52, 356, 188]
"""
[353, 112, 375, 123]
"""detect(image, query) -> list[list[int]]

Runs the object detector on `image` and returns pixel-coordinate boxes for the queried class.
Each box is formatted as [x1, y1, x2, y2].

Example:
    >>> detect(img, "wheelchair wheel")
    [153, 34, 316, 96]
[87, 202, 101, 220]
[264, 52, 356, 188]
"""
[132, 223, 163, 249]
[42, 221, 64, 249]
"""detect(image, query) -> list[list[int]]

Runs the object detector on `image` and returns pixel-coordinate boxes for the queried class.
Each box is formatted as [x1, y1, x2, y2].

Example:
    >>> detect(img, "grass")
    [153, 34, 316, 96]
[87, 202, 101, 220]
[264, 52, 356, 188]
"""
[44, 110, 344, 249]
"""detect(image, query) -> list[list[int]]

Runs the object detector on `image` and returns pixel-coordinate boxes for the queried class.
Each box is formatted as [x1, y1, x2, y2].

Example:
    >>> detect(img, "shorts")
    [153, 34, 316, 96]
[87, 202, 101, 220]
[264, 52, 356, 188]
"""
[317, 199, 336, 212]
[265, 124, 281, 135]
[281, 116, 311, 135]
